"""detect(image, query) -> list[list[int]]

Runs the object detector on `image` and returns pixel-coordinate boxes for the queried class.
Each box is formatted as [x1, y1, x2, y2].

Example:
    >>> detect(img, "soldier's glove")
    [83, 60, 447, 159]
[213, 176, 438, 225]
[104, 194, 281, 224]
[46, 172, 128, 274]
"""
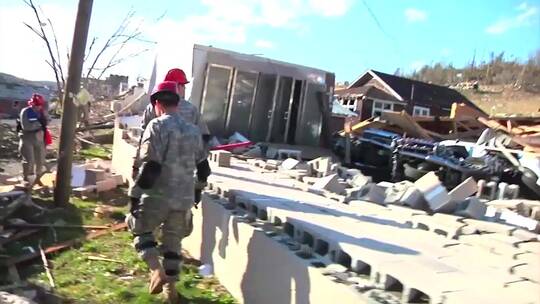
[129, 196, 141, 218]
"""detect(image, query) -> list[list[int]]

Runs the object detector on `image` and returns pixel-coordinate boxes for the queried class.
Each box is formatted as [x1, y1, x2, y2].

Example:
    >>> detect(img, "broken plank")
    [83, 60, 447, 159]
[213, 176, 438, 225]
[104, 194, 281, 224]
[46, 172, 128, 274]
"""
[0, 229, 40, 247]
[87, 256, 123, 263]
[2, 222, 127, 266]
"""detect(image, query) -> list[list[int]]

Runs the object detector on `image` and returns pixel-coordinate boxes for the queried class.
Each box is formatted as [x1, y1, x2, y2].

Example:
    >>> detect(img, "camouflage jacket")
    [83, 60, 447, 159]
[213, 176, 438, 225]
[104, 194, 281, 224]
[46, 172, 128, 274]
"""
[134, 100, 209, 168]
[129, 112, 205, 209]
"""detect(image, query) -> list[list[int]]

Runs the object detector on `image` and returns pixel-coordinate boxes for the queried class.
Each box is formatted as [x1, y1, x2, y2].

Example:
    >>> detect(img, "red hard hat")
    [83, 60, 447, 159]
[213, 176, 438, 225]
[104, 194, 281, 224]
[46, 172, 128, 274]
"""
[28, 93, 45, 107]
[164, 68, 189, 85]
[150, 81, 179, 105]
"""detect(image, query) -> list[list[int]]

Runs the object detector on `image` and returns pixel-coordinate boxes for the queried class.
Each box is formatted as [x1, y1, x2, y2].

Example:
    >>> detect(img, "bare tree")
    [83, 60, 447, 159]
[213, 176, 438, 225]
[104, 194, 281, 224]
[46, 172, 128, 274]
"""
[23, 0, 65, 98]
[23, 1, 156, 105]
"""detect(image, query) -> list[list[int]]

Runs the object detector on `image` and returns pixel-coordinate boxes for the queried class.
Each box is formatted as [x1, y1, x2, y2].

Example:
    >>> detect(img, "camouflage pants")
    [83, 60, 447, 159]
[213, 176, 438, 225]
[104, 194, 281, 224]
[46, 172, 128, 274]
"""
[127, 196, 193, 281]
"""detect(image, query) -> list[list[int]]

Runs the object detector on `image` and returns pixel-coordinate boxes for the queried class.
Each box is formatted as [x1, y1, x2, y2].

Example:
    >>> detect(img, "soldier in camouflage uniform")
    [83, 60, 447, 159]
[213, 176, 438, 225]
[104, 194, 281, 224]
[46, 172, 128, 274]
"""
[128, 81, 206, 303]
[133, 68, 211, 202]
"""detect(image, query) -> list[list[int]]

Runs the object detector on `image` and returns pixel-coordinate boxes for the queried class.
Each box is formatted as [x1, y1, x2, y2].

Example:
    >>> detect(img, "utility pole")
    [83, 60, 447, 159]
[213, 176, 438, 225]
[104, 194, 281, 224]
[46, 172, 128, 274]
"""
[54, 0, 93, 206]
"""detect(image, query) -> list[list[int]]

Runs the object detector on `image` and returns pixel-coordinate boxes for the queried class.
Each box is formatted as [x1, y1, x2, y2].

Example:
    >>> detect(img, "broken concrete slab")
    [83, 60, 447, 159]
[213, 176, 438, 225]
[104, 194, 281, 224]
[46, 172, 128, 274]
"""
[243, 146, 263, 158]
[500, 209, 540, 232]
[281, 158, 301, 170]
[414, 172, 452, 213]
[349, 173, 371, 188]
[399, 186, 428, 211]
[346, 183, 386, 205]
[448, 177, 477, 203]
[309, 174, 346, 195]
[510, 229, 539, 242]
[383, 181, 414, 205]
[454, 197, 487, 220]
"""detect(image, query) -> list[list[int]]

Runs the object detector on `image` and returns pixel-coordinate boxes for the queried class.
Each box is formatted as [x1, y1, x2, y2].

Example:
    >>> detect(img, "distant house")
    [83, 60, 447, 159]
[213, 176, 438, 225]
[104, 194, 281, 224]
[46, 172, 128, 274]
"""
[0, 81, 54, 118]
[335, 70, 478, 120]
[83, 74, 129, 99]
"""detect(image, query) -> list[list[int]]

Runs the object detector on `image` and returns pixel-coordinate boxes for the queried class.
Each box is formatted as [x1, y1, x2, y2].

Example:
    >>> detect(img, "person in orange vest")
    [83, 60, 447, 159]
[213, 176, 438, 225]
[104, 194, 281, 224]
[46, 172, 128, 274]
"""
[17, 94, 49, 183]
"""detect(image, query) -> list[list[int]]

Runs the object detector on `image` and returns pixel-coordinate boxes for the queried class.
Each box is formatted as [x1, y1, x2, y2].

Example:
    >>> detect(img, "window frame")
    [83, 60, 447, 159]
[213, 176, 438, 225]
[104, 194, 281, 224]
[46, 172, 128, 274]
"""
[372, 100, 395, 117]
[413, 105, 431, 117]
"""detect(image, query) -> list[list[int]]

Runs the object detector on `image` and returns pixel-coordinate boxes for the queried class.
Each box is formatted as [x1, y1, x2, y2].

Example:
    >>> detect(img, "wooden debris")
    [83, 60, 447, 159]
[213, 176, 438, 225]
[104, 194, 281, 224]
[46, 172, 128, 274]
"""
[5, 223, 110, 230]
[39, 244, 55, 288]
[2, 222, 127, 266]
[87, 256, 123, 263]
[0, 229, 40, 247]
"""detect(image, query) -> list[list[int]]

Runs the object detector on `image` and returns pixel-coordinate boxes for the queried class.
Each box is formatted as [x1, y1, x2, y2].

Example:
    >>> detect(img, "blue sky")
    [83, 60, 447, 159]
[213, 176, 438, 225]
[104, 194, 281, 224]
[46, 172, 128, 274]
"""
[0, 0, 538, 84]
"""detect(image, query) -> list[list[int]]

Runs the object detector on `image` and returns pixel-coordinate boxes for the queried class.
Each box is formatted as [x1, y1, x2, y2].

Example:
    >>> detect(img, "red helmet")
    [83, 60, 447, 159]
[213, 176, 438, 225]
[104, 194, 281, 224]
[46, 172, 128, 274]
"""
[164, 68, 189, 85]
[28, 93, 45, 107]
[150, 81, 179, 105]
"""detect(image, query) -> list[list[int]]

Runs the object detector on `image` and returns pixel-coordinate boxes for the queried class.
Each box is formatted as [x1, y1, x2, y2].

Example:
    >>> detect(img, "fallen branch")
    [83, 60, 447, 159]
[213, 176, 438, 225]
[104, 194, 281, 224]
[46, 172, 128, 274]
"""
[2, 222, 127, 267]
[39, 243, 56, 288]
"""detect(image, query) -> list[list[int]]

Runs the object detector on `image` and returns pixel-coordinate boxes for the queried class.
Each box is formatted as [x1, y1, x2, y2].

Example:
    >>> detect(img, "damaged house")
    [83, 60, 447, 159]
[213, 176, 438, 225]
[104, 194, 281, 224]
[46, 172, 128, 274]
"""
[190, 45, 335, 147]
[335, 70, 479, 120]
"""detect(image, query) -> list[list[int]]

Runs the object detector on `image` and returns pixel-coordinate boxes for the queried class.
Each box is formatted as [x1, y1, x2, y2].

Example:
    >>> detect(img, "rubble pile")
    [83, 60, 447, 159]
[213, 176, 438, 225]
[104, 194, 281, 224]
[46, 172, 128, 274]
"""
[228, 147, 540, 234]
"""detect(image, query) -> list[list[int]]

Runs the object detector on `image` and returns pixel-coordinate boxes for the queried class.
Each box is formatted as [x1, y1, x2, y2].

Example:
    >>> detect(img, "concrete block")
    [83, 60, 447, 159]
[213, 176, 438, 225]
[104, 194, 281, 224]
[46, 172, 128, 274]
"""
[73, 185, 97, 199]
[210, 150, 231, 167]
[448, 177, 477, 202]
[462, 219, 516, 235]
[517, 242, 540, 254]
[500, 209, 540, 232]
[510, 229, 539, 242]
[531, 206, 540, 221]
[476, 179, 486, 198]
[511, 263, 540, 283]
[414, 172, 452, 212]
[111, 174, 124, 186]
[454, 197, 487, 219]
[485, 181, 498, 200]
[243, 146, 263, 158]
[281, 158, 301, 170]
[497, 182, 509, 200]
[308, 157, 333, 177]
[347, 183, 386, 205]
[277, 149, 302, 161]
[265, 147, 278, 159]
[400, 187, 428, 210]
[83, 169, 106, 186]
[349, 173, 371, 188]
[310, 174, 346, 195]
[383, 181, 414, 205]
[96, 178, 117, 192]
[506, 184, 520, 199]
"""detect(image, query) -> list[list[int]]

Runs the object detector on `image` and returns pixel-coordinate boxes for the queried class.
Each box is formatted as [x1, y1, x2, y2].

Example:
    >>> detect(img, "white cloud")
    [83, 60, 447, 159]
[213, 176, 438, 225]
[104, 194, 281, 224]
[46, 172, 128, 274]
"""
[309, 0, 353, 17]
[0, 0, 355, 85]
[404, 8, 427, 23]
[486, 2, 538, 34]
[255, 39, 275, 48]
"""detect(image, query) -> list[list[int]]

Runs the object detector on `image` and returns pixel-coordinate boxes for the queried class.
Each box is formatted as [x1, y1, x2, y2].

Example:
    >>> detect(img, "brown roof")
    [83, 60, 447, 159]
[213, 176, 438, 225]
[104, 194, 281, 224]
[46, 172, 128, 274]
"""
[347, 70, 482, 112]
[335, 86, 399, 101]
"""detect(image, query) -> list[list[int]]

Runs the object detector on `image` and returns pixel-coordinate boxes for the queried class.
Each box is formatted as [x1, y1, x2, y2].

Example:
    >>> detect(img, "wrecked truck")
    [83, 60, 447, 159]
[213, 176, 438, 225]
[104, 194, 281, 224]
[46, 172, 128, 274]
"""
[332, 128, 540, 199]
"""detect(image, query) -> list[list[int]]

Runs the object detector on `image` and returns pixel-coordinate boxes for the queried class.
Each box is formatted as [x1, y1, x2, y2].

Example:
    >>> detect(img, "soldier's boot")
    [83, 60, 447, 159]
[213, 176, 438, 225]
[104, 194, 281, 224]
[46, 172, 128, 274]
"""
[162, 282, 180, 304]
